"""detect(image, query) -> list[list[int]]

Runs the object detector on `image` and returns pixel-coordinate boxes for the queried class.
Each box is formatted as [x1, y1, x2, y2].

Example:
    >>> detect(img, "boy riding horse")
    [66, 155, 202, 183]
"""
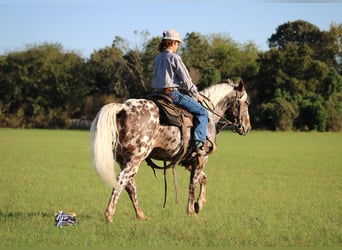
[152, 29, 208, 156]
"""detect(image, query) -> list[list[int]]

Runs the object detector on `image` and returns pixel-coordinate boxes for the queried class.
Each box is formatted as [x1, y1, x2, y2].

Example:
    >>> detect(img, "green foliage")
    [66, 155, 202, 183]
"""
[0, 21, 341, 131]
[322, 23, 342, 74]
[181, 32, 215, 88]
[295, 93, 328, 131]
[87, 44, 127, 97]
[320, 67, 342, 98]
[181, 32, 259, 89]
[255, 20, 342, 131]
[325, 91, 342, 131]
[260, 97, 299, 131]
[0, 43, 87, 127]
[268, 20, 323, 50]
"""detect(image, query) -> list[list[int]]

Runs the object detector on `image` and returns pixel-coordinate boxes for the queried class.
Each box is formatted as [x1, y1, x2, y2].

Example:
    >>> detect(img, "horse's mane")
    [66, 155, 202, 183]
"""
[200, 83, 234, 107]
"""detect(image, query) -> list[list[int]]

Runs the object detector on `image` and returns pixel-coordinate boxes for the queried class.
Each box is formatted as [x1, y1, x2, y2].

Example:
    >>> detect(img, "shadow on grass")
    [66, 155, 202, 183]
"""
[0, 210, 93, 220]
[0, 211, 50, 218]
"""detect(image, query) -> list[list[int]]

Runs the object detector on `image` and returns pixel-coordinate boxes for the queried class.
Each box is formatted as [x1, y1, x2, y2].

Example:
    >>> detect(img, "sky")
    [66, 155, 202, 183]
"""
[1, 0, 342, 58]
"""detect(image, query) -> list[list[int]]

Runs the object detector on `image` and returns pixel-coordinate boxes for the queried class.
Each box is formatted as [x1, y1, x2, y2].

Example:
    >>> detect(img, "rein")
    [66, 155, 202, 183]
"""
[199, 94, 238, 133]
[145, 158, 180, 208]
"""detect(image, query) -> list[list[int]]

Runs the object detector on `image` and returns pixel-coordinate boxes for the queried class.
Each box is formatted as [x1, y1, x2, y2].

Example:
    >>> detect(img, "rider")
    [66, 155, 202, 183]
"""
[152, 28, 208, 156]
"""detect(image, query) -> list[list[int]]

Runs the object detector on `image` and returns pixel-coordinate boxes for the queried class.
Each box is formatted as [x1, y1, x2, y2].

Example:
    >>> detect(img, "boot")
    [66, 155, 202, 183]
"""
[194, 140, 206, 156]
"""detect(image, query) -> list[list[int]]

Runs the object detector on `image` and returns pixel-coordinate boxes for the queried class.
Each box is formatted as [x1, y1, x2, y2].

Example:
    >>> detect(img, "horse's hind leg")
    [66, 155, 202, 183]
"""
[125, 178, 147, 220]
[104, 166, 142, 222]
[105, 187, 123, 223]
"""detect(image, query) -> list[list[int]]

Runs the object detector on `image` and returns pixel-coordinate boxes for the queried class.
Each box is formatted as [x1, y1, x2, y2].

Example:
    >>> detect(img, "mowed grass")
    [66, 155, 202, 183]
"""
[0, 128, 341, 247]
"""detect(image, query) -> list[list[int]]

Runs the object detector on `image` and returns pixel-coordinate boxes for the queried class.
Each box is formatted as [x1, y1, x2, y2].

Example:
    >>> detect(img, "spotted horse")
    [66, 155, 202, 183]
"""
[90, 80, 251, 222]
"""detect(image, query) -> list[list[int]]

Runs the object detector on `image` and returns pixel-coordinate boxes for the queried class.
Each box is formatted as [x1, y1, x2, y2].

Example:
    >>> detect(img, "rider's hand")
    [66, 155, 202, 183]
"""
[198, 95, 204, 104]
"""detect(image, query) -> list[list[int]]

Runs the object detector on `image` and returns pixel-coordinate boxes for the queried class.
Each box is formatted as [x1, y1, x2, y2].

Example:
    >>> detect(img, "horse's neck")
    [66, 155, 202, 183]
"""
[201, 83, 236, 124]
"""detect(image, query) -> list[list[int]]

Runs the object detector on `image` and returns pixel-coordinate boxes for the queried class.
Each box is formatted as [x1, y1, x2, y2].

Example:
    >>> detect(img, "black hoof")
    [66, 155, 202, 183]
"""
[194, 202, 200, 214]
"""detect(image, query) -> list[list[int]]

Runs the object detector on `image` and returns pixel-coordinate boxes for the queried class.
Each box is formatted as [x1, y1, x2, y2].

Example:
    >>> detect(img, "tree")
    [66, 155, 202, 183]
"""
[140, 37, 160, 93]
[181, 32, 217, 89]
[256, 20, 342, 131]
[326, 23, 342, 74]
[325, 91, 342, 131]
[1, 26, 340, 130]
[181, 32, 259, 89]
[115, 31, 155, 97]
[87, 42, 127, 97]
[0, 43, 87, 127]
[258, 88, 299, 131]
[122, 35, 160, 97]
[295, 93, 328, 131]
[268, 20, 323, 50]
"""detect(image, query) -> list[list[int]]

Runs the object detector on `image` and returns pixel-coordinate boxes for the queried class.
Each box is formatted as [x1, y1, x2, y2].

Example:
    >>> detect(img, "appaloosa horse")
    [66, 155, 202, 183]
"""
[90, 80, 251, 222]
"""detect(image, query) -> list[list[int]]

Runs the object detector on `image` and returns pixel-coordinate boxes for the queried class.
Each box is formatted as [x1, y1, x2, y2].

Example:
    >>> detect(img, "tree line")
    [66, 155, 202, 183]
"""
[0, 20, 341, 131]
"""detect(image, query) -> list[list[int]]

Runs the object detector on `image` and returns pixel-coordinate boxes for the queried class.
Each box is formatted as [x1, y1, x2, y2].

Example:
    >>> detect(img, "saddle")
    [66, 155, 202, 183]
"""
[147, 93, 193, 128]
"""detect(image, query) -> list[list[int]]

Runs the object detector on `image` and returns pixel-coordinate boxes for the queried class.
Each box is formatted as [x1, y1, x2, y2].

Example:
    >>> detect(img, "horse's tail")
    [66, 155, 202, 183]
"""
[90, 103, 124, 188]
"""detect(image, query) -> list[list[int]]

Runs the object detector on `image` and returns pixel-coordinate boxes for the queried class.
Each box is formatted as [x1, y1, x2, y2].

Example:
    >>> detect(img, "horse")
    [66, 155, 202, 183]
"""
[90, 80, 251, 222]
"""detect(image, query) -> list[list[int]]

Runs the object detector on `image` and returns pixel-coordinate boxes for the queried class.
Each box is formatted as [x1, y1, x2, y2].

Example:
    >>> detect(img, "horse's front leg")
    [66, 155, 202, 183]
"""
[125, 178, 147, 220]
[187, 161, 203, 216]
[194, 171, 207, 213]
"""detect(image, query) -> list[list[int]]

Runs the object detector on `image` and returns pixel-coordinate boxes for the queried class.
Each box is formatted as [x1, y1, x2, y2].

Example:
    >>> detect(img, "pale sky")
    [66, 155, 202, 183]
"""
[1, 0, 341, 58]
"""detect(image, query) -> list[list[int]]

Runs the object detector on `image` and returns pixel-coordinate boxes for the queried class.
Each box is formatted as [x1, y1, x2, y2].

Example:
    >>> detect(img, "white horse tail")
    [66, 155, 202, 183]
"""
[90, 103, 124, 188]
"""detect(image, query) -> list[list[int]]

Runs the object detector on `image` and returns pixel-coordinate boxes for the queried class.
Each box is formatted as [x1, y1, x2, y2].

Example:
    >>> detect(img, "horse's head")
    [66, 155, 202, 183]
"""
[226, 80, 251, 135]
[200, 80, 251, 136]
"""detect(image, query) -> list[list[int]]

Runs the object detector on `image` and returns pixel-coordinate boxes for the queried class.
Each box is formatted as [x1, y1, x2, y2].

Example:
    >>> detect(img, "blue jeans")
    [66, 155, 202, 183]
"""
[169, 90, 208, 143]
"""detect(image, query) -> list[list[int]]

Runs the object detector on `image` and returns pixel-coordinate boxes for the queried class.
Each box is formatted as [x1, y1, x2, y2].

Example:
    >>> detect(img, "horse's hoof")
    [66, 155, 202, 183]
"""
[187, 208, 197, 217]
[194, 202, 200, 214]
[137, 215, 148, 221]
[105, 212, 113, 223]
[105, 217, 113, 223]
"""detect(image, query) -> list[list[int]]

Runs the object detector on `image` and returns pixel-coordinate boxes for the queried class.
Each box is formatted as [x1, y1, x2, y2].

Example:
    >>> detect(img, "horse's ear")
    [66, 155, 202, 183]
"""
[238, 79, 245, 91]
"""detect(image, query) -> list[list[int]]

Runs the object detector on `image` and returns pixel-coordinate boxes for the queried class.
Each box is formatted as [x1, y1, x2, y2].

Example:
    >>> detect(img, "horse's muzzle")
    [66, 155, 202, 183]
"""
[236, 124, 251, 136]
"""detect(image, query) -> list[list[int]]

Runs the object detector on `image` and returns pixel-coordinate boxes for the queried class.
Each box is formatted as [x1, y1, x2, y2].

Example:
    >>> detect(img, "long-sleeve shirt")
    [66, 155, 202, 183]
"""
[152, 50, 199, 99]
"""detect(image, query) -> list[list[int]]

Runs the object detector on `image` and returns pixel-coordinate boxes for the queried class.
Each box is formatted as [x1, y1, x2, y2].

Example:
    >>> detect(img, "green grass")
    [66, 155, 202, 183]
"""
[0, 128, 341, 247]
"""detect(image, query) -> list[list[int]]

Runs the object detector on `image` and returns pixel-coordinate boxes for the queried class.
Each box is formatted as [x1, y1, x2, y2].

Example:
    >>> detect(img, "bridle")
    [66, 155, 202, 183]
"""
[200, 91, 248, 133]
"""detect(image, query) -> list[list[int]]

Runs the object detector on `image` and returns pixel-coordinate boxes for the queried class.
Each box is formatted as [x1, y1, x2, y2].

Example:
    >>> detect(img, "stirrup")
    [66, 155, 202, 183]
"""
[196, 147, 206, 156]
[191, 141, 206, 157]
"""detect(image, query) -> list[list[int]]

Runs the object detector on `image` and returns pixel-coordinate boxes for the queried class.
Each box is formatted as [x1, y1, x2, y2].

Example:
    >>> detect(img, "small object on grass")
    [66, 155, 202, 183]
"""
[54, 211, 76, 227]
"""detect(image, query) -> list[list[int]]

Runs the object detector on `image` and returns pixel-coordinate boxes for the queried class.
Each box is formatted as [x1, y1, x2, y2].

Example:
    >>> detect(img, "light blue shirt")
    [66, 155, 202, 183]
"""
[152, 50, 199, 99]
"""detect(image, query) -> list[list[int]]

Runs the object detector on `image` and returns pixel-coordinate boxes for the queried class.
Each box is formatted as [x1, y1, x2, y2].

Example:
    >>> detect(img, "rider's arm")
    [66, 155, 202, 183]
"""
[173, 54, 200, 100]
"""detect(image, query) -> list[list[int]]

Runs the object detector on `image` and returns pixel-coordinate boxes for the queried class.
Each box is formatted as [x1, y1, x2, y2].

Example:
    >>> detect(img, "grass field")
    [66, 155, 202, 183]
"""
[0, 128, 341, 247]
